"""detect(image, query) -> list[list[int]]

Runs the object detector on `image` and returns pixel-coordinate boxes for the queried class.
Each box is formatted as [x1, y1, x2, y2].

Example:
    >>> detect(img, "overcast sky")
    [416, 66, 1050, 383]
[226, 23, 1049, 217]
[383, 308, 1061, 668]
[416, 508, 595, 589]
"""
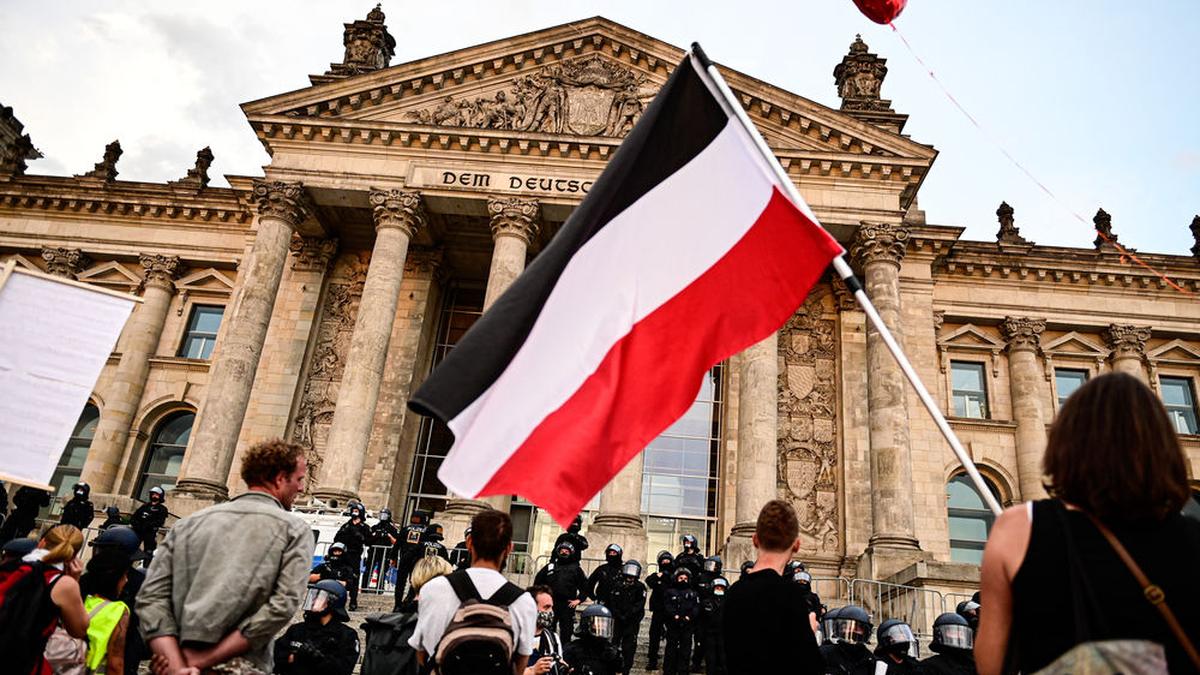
[2, 1, 1197, 255]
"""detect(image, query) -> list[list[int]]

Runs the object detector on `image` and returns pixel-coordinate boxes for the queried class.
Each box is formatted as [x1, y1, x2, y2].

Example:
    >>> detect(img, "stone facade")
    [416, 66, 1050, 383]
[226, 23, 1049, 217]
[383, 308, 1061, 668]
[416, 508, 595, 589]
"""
[2, 14, 1198, 597]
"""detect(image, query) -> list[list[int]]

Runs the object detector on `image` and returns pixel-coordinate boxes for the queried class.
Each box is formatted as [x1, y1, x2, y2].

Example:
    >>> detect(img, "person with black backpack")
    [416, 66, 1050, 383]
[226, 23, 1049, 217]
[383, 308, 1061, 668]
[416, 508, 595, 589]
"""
[408, 509, 536, 675]
[362, 556, 453, 675]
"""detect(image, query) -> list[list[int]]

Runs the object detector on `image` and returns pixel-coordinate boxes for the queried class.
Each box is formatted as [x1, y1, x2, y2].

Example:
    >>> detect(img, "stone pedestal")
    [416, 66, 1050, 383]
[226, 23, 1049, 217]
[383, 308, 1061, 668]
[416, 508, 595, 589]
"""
[588, 452, 647, 565]
[82, 254, 181, 493]
[440, 498, 493, 548]
[173, 181, 311, 507]
[724, 333, 780, 567]
[1001, 316, 1048, 501]
[314, 190, 424, 507]
[851, 223, 920, 552]
[1105, 324, 1151, 382]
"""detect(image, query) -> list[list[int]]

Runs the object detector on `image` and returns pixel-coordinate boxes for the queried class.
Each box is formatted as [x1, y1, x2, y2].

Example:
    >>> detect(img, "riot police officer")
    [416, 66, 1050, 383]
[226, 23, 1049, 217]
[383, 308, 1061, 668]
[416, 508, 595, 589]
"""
[563, 604, 622, 675]
[819, 604, 877, 674]
[449, 526, 471, 571]
[333, 502, 371, 610]
[98, 505, 124, 530]
[645, 550, 674, 670]
[554, 514, 589, 564]
[875, 619, 920, 674]
[274, 579, 360, 675]
[129, 486, 169, 554]
[662, 566, 700, 675]
[790, 563, 823, 631]
[310, 542, 357, 588]
[692, 555, 723, 672]
[917, 613, 976, 675]
[674, 535, 704, 580]
[586, 543, 624, 604]
[0, 485, 50, 545]
[606, 559, 647, 675]
[59, 482, 95, 530]
[955, 600, 980, 633]
[393, 509, 429, 603]
[699, 575, 728, 675]
[535, 540, 590, 644]
[367, 507, 399, 590]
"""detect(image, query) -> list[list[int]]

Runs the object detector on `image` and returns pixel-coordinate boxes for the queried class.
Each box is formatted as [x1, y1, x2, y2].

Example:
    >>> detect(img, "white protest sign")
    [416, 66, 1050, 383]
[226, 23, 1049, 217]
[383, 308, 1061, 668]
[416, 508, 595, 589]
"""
[0, 261, 138, 489]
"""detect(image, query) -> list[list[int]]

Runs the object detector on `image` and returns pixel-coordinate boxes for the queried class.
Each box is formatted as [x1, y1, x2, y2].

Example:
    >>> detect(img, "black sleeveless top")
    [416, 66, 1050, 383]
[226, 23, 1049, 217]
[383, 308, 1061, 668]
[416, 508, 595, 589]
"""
[1011, 500, 1200, 673]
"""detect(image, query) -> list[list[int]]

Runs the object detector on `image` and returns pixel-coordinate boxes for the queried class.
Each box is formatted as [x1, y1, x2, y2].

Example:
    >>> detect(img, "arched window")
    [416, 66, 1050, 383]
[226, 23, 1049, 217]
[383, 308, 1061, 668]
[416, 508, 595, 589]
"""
[947, 474, 1000, 565]
[136, 411, 194, 501]
[49, 404, 100, 513]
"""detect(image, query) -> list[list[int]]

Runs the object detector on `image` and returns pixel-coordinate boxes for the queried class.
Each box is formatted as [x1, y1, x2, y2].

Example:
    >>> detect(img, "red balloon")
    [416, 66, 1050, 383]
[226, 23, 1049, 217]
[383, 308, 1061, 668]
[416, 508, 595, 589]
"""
[851, 0, 908, 24]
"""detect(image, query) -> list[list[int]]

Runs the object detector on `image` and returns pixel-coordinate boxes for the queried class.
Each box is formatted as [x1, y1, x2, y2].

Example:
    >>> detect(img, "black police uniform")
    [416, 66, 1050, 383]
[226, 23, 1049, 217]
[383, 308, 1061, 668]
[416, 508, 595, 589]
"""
[691, 561, 722, 672]
[449, 539, 470, 570]
[645, 560, 673, 669]
[59, 487, 95, 530]
[554, 529, 589, 564]
[274, 617, 361, 675]
[129, 498, 168, 554]
[312, 555, 357, 587]
[662, 581, 700, 675]
[367, 518, 400, 588]
[534, 553, 590, 644]
[393, 518, 427, 600]
[698, 579, 727, 675]
[674, 550, 704, 581]
[916, 651, 976, 675]
[562, 634, 622, 675]
[607, 575, 647, 674]
[334, 516, 371, 608]
[877, 653, 920, 674]
[586, 559, 623, 604]
[0, 486, 50, 544]
[820, 642, 878, 675]
[99, 507, 124, 531]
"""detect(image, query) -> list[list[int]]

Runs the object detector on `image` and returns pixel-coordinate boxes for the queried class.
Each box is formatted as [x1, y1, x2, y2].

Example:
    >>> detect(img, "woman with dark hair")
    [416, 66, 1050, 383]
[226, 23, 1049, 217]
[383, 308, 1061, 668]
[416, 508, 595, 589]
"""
[976, 372, 1200, 674]
[80, 550, 132, 675]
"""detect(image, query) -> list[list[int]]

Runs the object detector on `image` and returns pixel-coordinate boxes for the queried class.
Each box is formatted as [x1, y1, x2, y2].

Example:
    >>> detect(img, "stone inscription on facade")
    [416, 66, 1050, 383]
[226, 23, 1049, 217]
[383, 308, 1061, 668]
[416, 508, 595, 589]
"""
[409, 165, 594, 197]
[406, 54, 656, 137]
[777, 286, 841, 554]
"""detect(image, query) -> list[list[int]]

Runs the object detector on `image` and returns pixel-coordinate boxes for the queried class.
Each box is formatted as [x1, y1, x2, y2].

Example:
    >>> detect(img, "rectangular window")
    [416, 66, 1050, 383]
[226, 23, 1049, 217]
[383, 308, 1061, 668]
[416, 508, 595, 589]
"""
[951, 361, 989, 419]
[1160, 376, 1199, 435]
[1054, 368, 1089, 407]
[178, 305, 224, 359]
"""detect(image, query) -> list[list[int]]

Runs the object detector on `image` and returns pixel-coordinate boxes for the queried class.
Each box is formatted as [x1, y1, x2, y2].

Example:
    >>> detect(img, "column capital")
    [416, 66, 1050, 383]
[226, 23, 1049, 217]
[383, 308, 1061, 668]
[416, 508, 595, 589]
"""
[40, 246, 90, 278]
[850, 222, 909, 269]
[289, 235, 338, 272]
[139, 253, 182, 292]
[251, 180, 312, 229]
[1000, 316, 1045, 353]
[487, 196, 541, 245]
[1104, 323, 1151, 359]
[369, 188, 425, 236]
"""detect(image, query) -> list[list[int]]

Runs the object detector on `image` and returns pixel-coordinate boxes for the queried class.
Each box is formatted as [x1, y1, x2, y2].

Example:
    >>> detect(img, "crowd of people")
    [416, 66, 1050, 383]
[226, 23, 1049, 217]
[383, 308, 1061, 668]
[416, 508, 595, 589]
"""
[0, 373, 1197, 674]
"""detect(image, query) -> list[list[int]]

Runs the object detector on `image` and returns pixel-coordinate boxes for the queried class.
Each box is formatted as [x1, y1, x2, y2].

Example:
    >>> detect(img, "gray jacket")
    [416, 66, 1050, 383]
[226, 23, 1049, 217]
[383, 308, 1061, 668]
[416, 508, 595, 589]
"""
[137, 491, 314, 668]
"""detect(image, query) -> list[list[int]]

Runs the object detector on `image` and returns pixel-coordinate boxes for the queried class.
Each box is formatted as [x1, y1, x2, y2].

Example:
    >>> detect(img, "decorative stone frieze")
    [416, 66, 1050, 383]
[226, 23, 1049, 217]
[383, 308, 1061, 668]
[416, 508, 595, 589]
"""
[251, 180, 312, 229]
[850, 222, 909, 269]
[996, 201, 1030, 245]
[833, 36, 891, 113]
[369, 188, 425, 235]
[487, 196, 541, 244]
[139, 253, 182, 291]
[1104, 324, 1151, 359]
[77, 140, 122, 182]
[1000, 316, 1045, 354]
[40, 246, 89, 278]
[288, 235, 338, 272]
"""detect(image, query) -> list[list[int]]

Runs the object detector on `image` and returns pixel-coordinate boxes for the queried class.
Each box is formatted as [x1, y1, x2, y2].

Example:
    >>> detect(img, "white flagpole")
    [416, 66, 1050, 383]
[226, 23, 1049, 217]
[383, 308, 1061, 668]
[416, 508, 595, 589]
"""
[689, 43, 1003, 517]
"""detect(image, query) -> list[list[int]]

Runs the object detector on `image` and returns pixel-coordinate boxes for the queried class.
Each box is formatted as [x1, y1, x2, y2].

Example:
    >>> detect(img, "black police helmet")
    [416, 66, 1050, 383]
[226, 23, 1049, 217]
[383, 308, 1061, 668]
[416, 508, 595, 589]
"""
[931, 612, 974, 652]
[379, 508, 392, 521]
[672, 566, 692, 585]
[580, 603, 614, 639]
[328, 542, 346, 557]
[73, 482, 90, 498]
[876, 619, 915, 650]
[307, 579, 350, 621]
[657, 550, 673, 565]
[956, 599, 981, 628]
[739, 560, 754, 575]
[104, 505, 120, 518]
[621, 559, 642, 578]
[425, 523, 444, 541]
[681, 534, 698, 549]
[605, 543, 623, 562]
[149, 486, 165, 500]
[712, 577, 729, 593]
[702, 555, 722, 574]
[556, 540, 576, 559]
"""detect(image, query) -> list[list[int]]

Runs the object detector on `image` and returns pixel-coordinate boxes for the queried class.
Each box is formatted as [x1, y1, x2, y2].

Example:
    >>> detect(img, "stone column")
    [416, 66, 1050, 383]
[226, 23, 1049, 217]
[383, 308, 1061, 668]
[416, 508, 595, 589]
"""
[82, 254, 182, 493]
[1105, 324, 1151, 382]
[172, 181, 311, 511]
[589, 453, 647, 566]
[1001, 316, 1048, 501]
[40, 246, 89, 279]
[723, 333, 780, 567]
[851, 222, 920, 552]
[313, 189, 425, 507]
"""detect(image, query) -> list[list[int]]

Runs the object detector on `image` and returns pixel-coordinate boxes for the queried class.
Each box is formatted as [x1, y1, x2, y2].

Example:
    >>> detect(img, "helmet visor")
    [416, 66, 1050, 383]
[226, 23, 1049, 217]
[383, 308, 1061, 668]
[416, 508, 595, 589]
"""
[588, 615, 614, 639]
[621, 562, 641, 577]
[826, 618, 870, 644]
[302, 587, 335, 614]
[937, 624, 974, 650]
[879, 623, 915, 648]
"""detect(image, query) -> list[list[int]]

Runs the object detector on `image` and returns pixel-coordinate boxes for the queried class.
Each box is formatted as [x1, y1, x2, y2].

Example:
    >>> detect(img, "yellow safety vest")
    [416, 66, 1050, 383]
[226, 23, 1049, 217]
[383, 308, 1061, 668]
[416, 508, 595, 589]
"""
[84, 595, 129, 673]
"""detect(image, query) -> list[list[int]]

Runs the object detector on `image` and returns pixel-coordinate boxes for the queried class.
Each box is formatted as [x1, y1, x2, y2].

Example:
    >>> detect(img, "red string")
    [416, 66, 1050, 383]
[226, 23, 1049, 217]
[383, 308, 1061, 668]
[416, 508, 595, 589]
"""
[888, 22, 1192, 295]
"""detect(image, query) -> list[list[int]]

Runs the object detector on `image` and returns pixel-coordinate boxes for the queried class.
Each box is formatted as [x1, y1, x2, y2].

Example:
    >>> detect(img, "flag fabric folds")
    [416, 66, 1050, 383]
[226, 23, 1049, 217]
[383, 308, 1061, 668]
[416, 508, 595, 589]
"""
[408, 53, 845, 526]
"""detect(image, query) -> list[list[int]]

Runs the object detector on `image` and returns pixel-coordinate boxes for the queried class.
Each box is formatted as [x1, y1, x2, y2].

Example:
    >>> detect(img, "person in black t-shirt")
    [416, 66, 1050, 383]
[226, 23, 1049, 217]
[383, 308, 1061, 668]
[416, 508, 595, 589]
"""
[721, 500, 822, 675]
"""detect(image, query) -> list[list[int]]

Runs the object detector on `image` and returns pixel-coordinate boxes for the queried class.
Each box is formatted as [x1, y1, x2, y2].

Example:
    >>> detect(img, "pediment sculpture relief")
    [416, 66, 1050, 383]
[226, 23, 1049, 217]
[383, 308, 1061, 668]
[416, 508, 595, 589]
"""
[406, 54, 658, 137]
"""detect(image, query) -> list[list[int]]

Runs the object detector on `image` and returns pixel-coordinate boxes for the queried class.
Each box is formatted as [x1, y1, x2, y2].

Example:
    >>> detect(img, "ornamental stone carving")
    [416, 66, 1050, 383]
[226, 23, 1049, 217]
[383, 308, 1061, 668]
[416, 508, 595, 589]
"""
[1000, 316, 1046, 353]
[850, 222, 909, 268]
[1093, 208, 1118, 249]
[829, 273, 859, 313]
[328, 4, 395, 77]
[1190, 215, 1199, 258]
[289, 235, 338, 272]
[403, 246, 445, 280]
[833, 36, 891, 113]
[933, 310, 945, 334]
[251, 180, 312, 229]
[0, 103, 40, 176]
[1104, 324, 1151, 359]
[777, 286, 841, 553]
[408, 54, 655, 137]
[487, 197, 541, 244]
[369, 189, 425, 235]
[77, 140, 122, 182]
[170, 147, 214, 190]
[138, 254, 182, 291]
[40, 246, 89, 278]
[996, 201, 1030, 245]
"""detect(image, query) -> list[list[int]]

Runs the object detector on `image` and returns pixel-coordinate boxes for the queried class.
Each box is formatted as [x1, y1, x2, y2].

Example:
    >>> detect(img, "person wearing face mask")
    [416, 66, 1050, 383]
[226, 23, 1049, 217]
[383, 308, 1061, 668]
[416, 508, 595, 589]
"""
[674, 535, 704, 581]
[874, 620, 920, 674]
[563, 604, 623, 675]
[789, 563, 823, 637]
[60, 482, 96, 530]
[692, 555, 723, 672]
[662, 566, 700, 675]
[333, 503, 371, 611]
[916, 613, 976, 675]
[311, 542, 358, 588]
[525, 585, 566, 675]
[368, 507, 400, 587]
[554, 515, 590, 565]
[535, 540, 590, 644]
[586, 544, 624, 605]
[645, 550, 674, 671]
[700, 575, 728, 675]
[606, 559, 647, 675]
[819, 604, 877, 675]
[129, 486, 168, 555]
[274, 580, 360, 675]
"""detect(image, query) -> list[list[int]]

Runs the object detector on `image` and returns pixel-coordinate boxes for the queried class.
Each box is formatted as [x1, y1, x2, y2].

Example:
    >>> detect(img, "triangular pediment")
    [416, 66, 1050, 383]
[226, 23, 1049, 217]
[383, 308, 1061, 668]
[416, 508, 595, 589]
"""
[242, 17, 935, 163]
[77, 261, 141, 291]
[938, 325, 1005, 350]
[1148, 339, 1200, 364]
[177, 268, 235, 295]
[1043, 332, 1108, 357]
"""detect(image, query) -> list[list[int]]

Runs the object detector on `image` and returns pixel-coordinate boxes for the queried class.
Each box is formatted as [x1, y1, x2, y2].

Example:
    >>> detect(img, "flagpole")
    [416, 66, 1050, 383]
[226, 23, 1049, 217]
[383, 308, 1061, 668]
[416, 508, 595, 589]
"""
[689, 43, 1003, 517]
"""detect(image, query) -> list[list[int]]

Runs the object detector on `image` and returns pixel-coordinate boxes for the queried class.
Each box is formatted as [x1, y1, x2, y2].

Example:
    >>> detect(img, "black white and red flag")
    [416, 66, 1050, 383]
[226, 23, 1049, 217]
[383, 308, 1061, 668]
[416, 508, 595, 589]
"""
[409, 52, 844, 526]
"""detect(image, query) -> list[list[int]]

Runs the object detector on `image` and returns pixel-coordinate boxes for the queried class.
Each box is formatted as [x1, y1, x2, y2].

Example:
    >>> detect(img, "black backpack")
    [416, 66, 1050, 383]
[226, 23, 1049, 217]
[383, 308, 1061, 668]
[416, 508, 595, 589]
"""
[433, 570, 526, 675]
[361, 611, 419, 675]
[0, 559, 60, 674]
